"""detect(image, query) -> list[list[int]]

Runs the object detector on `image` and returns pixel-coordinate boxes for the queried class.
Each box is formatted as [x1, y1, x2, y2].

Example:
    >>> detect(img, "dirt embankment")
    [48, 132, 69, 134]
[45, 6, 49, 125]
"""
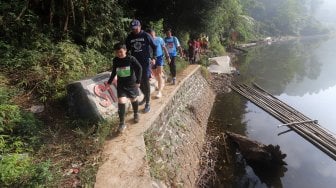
[197, 72, 235, 187]
[208, 73, 234, 94]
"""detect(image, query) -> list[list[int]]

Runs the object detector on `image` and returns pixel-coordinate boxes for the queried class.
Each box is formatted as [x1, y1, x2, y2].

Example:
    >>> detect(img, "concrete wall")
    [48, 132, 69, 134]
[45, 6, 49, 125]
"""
[145, 70, 215, 187]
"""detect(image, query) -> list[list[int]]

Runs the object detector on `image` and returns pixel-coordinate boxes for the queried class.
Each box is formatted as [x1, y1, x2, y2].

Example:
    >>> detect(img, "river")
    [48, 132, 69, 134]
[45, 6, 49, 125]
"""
[208, 36, 336, 188]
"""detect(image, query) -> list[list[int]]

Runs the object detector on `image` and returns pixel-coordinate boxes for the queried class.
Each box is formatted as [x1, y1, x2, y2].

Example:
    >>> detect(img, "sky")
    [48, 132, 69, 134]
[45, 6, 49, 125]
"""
[315, 0, 336, 27]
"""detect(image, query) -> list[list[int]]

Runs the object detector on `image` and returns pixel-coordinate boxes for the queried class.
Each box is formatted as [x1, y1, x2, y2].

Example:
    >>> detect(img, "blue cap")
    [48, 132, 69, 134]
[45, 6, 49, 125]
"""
[130, 19, 141, 29]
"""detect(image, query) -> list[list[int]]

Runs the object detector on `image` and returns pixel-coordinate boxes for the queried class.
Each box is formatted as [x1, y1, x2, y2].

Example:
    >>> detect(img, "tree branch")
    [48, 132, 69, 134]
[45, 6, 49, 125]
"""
[16, 0, 30, 21]
[70, 0, 75, 25]
[63, 0, 69, 33]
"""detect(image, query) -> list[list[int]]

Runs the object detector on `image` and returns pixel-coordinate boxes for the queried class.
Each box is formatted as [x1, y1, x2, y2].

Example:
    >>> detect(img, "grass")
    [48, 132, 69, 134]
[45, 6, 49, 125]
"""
[39, 116, 118, 187]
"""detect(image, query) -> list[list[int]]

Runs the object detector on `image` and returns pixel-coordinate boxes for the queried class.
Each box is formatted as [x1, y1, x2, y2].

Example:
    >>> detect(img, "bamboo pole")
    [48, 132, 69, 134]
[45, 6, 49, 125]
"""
[249, 86, 336, 144]
[235, 83, 334, 147]
[241, 84, 336, 142]
[253, 82, 336, 136]
[230, 84, 336, 160]
[240, 84, 336, 146]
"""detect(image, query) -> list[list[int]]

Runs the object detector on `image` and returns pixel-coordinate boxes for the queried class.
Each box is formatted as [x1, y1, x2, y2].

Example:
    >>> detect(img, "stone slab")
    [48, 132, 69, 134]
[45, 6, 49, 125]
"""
[208, 56, 236, 74]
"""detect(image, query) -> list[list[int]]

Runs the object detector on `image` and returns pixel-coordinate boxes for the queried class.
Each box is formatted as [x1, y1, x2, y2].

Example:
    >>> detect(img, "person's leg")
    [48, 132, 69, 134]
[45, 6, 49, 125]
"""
[117, 97, 127, 132]
[152, 66, 159, 90]
[157, 66, 164, 91]
[155, 56, 164, 98]
[139, 67, 149, 105]
[141, 76, 150, 104]
[169, 56, 177, 84]
[140, 70, 151, 113]
[130, 97, 139, 123]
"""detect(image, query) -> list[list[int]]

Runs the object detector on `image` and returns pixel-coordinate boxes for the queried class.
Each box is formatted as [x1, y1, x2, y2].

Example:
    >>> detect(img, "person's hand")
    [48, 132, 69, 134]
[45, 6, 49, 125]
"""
[151, 59, 156, 65]
[104, 81, 110, 89]
[167, 57, 171, 64]
[135, 83, 140, 88]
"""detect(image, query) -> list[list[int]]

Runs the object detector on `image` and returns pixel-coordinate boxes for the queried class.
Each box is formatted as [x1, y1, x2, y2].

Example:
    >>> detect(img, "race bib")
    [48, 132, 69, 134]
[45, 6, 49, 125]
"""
[117, 66, 131, 77]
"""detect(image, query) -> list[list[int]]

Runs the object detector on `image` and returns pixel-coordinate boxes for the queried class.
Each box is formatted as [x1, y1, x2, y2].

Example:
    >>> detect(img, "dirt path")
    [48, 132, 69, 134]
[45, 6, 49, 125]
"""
[95, 65, 201, 188]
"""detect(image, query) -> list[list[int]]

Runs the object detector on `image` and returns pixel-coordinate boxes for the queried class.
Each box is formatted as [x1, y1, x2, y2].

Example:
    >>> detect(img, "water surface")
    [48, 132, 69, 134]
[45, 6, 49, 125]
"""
[209, 36, 336, 188]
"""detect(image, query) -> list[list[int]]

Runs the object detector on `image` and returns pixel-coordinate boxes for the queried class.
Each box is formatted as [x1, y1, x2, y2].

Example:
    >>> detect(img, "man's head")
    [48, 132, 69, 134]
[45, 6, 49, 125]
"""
[165, 28, 172, 37]
[149, 29, 156, 38]
[130, 19, 141, 34]
[113, 42, 127, 58]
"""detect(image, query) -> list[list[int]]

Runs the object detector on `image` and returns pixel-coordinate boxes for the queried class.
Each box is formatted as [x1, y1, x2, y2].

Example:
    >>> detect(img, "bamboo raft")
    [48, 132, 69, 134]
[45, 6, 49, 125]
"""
[231, 82, 336, 161]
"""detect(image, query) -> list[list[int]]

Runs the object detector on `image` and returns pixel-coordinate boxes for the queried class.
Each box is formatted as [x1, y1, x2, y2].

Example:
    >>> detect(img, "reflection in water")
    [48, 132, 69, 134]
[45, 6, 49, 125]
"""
[208, 36, 336, 188]
[237, 36, 332, 95]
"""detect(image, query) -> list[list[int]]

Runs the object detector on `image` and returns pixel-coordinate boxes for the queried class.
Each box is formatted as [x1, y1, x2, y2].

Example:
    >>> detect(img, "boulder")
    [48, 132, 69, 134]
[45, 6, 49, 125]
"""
[208, 56, 236, 74]
[67, 72, 157, 121]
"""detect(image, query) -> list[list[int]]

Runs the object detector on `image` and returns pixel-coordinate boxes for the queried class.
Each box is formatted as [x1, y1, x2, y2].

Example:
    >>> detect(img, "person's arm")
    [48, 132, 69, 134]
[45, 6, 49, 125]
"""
[107, 59, 117, 85]
[147, 33, 157, 59]
[175, 37, 184, 57]
[178, 46, 184, 57]
[161, 38, 170, 62]
[162, 46, 170, 59]
[131, 56, 142, 86]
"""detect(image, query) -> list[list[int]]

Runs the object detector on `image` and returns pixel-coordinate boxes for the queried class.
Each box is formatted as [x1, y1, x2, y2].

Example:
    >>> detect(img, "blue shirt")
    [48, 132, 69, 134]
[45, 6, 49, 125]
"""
[164, 36, 180, 57]
[153, 37, 165, 57]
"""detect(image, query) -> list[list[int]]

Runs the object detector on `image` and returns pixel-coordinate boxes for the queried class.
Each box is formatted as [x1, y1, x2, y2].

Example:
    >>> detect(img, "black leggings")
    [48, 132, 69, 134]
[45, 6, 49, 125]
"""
[169, 56, 177, 78]
[140, 70, 151, 104]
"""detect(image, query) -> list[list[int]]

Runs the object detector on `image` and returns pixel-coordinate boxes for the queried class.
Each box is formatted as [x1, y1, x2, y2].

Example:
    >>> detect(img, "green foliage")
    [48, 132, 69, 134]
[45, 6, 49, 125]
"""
[0, 104, 41, 154]
[0, 84, 51, 186]
[10, 41, 110, 102]
[175, 57, 189, 73]
[0, 154, 52, 187]
[149, 19, 165, 37]
[200, 66, 210, 79]
[209, 37, 226, 57]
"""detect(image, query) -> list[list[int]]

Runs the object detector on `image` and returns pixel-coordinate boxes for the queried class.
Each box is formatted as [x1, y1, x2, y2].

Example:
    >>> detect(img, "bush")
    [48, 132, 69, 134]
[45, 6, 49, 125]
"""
[208, 36, 226, 57]
[0, 154, 52, 187]
[0, 83, 41, 154]
[0, 104, 41, 154]
[12, 41, 110, 102]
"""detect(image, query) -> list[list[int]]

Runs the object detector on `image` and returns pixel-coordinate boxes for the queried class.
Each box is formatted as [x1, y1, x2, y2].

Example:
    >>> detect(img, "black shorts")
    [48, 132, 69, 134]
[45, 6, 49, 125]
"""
[117, 85, 139, 99]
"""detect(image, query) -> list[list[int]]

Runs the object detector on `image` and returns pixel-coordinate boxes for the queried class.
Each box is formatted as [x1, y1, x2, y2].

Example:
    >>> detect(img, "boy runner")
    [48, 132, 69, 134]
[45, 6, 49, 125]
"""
[106, 43, 142, 133]
[126, 19, 157, 113]
[164, 28, 183, 85]
[149, 29, 170, 98]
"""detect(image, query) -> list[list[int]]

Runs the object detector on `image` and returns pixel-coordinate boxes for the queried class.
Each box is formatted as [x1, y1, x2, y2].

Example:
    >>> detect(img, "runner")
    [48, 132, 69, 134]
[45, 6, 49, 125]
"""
[149, 29, 170, 98]
[188, 38, 195, 64]
[164, 28, 183, 85]
[106, 42, 142, 132]
[126, 19, 157, 113]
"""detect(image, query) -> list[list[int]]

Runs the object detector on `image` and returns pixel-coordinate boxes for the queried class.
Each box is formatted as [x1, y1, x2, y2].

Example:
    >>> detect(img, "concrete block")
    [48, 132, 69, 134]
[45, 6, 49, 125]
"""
[67, 72, 156, 120]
